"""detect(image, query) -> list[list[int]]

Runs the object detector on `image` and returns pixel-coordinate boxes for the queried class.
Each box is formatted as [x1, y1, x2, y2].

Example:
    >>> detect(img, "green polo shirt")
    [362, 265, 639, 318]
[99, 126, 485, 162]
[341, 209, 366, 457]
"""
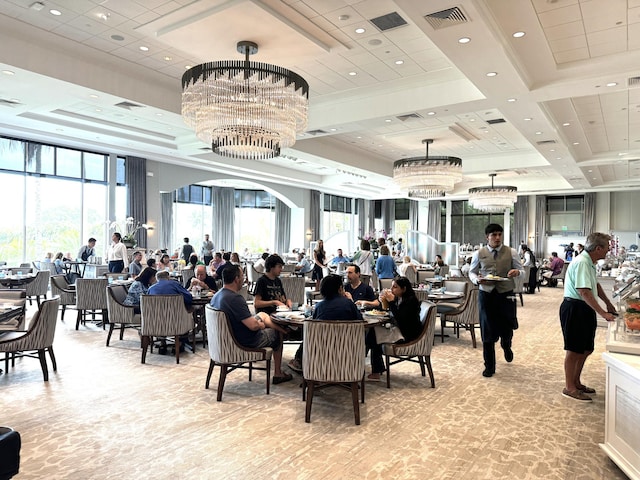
[563, 251, 597, 300]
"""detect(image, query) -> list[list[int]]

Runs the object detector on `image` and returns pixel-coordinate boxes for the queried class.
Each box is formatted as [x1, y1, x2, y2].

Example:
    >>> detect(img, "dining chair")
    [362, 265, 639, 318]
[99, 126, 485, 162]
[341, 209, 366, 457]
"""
[439, 265, 449, 276]
[0, 289, 27, 331]
[181, 268, 195, 288]
[302, 320, 366, 425]
[439, 286, 480, 348]
[75, 278, 109, 330]
[279, 275, 305, 307]
[435, 280, 469, 342]
[204, 306, 272, 401]
[370, 269, 379, 292]
[0, 426, 21, 479]
[10, 267, 32, 275]
[246, 263, 260, 294]
[25, 270, 49, 306]
[383, 301, 437, 389]
[378, 277, 393, 292]
[550, 262, 569, 287]
[0, 296, 60, 381]
[50, 275, 76, 321]
[105, 285, 141, 347]
[513, 267, 527, 306]
[139, 294, 194, 364]
[404, 267, 417, 286]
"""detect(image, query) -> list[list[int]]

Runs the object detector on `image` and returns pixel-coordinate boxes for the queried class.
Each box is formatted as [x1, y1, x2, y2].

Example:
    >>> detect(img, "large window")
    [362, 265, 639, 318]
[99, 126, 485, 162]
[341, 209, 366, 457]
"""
[442, 200, 513, 245]
[322, 194, 354, 239]
[394, 198, 410, 243]
[0, 135, 121, 265]
[173, 185, 213, 253]
[235, 189, 275, 253]
[546, 195, 584, 235]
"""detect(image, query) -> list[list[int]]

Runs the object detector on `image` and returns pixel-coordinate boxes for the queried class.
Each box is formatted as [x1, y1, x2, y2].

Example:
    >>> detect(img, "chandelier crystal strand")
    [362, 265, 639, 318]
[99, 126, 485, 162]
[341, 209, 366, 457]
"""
[468, 173, 517, 212]
[181, 42, 309, 160]
[392, 139, 463, 199]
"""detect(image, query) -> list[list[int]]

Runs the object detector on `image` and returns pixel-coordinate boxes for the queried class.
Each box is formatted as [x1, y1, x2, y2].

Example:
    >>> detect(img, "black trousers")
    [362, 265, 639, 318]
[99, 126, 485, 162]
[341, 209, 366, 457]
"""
[479, 289, 516, 371]
[108, 260, 124, 273]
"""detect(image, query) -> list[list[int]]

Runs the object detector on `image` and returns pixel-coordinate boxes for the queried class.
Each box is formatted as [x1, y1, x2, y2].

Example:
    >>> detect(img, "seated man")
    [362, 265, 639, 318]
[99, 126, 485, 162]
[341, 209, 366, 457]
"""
[209, 252, 224, 273]
[541, 252, 565, 286]
[128, 251, 144, 278]
[148, 270, 193, 311]
[294, 252, 312, 275]
[210, 264, 292, 384]
[214, 252, 232, 279]
[343, 264, 378, 309]
[329, 248, 350, 266]
[187, 265, 218, 292]
[253, 252, 269, 274]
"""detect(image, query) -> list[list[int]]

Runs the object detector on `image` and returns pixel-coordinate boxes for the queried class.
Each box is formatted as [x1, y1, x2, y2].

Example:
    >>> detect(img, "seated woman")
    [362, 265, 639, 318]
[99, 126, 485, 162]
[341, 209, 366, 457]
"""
[375, 245, 397, 279]
[123, 267, 157, 313]
[53, 252, 65, 274]
[397, 256, 416, 277]
[158, 254, 173, 272]
[433, 254, 446, 275]
[187, 253, 199, 269]
[288, 274, 362, 373]
[366, 276, 422, 380]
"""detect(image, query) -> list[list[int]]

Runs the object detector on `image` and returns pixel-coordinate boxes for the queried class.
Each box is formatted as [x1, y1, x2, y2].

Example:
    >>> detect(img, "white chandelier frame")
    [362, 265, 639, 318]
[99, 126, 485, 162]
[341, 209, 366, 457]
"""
[468, 173, 518, 212]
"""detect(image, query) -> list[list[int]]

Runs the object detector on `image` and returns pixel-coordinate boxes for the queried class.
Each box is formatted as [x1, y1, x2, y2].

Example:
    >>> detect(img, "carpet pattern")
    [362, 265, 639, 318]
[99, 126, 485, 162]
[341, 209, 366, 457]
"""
[1, 286, 627, 479]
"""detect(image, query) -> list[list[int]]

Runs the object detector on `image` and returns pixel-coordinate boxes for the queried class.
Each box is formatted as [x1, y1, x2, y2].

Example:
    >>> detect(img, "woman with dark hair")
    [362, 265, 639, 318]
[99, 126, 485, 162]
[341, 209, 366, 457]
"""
[366, 276, 422, 380]
[123, 267, 157, 313]
[159, 254, 173, 272]
[352, 239, 373, 276]
[313, 274, 363, 320]
[312, 239, 326, 291]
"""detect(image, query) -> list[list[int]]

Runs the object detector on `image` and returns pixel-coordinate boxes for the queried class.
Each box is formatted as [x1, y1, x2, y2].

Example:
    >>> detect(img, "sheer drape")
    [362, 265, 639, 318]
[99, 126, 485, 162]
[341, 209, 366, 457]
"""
[274, 198, 291, 255]
[309, 190, 321, 241]
[513, 196, 528, 248]
[126, 156, 147, 247]
[160, 192, 173, 251]
[382, 199, 395, 237]
[409, 200, 419, 231]
[583, 192, 595, 235]
[357, 198, 366, 238]
[534, 195, 546, 259]
[367, 200, 375, 235]
[212, 187, 235, 251]
[427, 200, 441, 241]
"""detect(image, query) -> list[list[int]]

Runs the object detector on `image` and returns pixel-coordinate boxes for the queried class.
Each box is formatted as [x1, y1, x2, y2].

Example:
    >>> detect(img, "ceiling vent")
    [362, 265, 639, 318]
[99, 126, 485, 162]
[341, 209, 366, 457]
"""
[369, 12, 408, 32]
[424, 7, 469, 30]
[536, 140, 557, 145]
[306, 129, 329, 136]
[115, 101, 144, 110]
[0, 98, 21, 107]
[396, 113, 423, 122]
[628, 76, 640, 87]
[486, 118, 506, 125]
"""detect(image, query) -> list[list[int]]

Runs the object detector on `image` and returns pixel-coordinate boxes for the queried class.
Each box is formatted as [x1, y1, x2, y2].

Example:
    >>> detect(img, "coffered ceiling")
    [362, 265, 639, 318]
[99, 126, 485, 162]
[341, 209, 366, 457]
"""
[1, 0, 639, 199]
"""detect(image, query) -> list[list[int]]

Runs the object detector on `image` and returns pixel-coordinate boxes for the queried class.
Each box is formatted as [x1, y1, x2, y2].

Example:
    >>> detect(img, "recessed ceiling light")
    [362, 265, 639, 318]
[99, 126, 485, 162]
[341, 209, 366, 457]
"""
[593, 177, 597, 180]
[556, 157, 562, 160]
[535, 131, 542, 135]
[95, 108, 102, 112]
[486, 72, 497, 77]
[368, 39, 382, 46]
[507, 98, 516, 102]
[395, 60, 404, 65]
[512, 31, 525, 38]
[89, 94, 98, 98]
[469, 118, 475, 122]
[588, 169, 593, 173]
[355, 28, 365, 34]
[573, 142, 579, 145]
[356, 136, 362, 139]
[458, 37, 471, 44]
[618, 152, 627, 156]
[139, 46, 149, 52]
[185, 65, 192, 69]
[49, 9, 61, 16]
[111, 34, 124, 41]
[385, 119, 392, 123]
[606, 82, 617, 87]
[563, 122, 570, 126]
[163, 56, 172, 61]
[97, 12, 110, 21]
[330, 128, 337, 131]
[524, 117, 532, 121]
[550, 149, 555, 152]
[156, 113, 163, 117]
[348, 71, 357, 76]
[338, 14, 350, 21]
[427, 111, 436, 116]
[2, 70, 15, 75]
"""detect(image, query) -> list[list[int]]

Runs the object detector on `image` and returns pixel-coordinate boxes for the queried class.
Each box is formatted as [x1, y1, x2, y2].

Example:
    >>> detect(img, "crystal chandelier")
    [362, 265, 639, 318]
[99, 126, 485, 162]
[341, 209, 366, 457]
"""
[468, 173, 518, 212]
[181, 41, 309, 160]
[393, 139, 463, 198]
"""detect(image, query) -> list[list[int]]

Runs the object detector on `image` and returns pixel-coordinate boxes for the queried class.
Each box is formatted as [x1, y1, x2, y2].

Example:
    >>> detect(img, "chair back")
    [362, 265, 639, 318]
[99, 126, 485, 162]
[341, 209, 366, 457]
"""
[370, 269, 379, 292]
[32, 260, 41, 271]
[417, 270, 435, 283]
[205, 306, 271, 364]
[19, 263, 31, 268]
[281, 264, 296, 275]
[404, 267, 417, 286]
[26, 270, 49, 297]
[11, 267, 32, 275]
[439, 265, 449, 276]
[443, 279, 468, 304]
[75, 278, 109, 310]
[0, 297, 60, 352]
[279, 275, 305, 306]
[442, 287, 480, 326]
[302, 320, 365, 383]
[181, 268, 195, 288]
[50, 275, 76, 306]
[104, 273, 130, 281]
[360, 274, 371, 288]
[378, 278, 393, 291]
[513, 266, 529, 294]
[46, 263, 58, 275]
[106, 285, 140, 326]
[246, 263, 257, 284]
[552, 262, 569, 280]
[385, 302, 437, 357]
[140, 294, 193, 337]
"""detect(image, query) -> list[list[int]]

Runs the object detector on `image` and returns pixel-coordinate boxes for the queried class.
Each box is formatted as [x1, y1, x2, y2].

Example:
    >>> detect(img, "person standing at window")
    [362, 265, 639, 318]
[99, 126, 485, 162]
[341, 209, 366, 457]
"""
[181, 237, 194, 262]
[312, 240, 326, 291]
[107, 232, 129, 273]
[201, 234, 214, 266]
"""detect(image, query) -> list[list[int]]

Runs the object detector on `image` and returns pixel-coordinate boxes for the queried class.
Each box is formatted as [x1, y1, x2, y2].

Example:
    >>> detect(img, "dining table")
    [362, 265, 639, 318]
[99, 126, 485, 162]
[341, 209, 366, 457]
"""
[414, 289, 465, 303]
[271, 309, 390, 329]
[0, 273, 37, 289]
[190, 290, 215, 348]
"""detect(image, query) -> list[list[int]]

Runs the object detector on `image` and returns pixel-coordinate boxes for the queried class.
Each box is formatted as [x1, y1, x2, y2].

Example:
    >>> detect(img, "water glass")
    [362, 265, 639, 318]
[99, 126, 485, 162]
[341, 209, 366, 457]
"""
[118, 275, 124, 281]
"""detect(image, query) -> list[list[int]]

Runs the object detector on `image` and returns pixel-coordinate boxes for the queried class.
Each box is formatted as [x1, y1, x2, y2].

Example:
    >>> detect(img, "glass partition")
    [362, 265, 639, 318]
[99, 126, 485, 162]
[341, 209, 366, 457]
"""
[406, 230, 459, 267]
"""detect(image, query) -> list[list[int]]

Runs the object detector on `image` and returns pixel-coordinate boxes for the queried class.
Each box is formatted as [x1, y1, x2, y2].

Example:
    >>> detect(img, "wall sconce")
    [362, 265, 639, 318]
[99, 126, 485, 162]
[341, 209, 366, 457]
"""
[305, 229, 313, 241]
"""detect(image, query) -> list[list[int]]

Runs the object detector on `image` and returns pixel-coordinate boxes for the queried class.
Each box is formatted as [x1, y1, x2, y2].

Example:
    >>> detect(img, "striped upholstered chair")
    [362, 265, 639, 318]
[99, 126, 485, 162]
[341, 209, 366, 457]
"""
[279, 275, 305, 307]
[302, 320, 366, 425]
[75, 278, 109, 330]
[25, 270, 49, 306]
[440, 287, 480, 348]
[105, 284, 141, 347]
[205, 307, 272, 401]
[50, 275, 76, 321]
[383, 301, 437, 389]
[0, 296, 60, 381]
[140, 294, 194, 364]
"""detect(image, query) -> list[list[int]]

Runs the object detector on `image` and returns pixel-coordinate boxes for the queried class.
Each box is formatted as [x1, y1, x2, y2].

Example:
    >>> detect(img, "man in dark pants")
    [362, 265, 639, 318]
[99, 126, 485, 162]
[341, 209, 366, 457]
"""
[469, 224, 524, 377]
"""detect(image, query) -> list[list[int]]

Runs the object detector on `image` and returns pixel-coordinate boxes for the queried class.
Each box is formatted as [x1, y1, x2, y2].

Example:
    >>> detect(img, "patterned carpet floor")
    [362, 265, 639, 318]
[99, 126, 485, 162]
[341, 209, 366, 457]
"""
[1, 285, 628, 479]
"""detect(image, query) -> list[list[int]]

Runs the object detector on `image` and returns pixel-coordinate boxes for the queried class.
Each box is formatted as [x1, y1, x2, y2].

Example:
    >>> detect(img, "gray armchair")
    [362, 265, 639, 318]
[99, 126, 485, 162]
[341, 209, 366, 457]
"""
[50, 275, 76, 321]
[105, 285, 141, 347]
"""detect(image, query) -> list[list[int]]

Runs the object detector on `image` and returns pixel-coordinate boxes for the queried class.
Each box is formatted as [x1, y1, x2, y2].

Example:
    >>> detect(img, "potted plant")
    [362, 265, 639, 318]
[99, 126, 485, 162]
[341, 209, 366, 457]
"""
[109, 217, 148, 248]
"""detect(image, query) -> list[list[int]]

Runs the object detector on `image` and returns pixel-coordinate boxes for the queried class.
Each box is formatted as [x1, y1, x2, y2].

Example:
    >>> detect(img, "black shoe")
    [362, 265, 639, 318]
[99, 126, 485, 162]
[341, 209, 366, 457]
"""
[158, 347, 168, 355]
[504, 348, 514, 363]
[482, 369, 494, 377]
